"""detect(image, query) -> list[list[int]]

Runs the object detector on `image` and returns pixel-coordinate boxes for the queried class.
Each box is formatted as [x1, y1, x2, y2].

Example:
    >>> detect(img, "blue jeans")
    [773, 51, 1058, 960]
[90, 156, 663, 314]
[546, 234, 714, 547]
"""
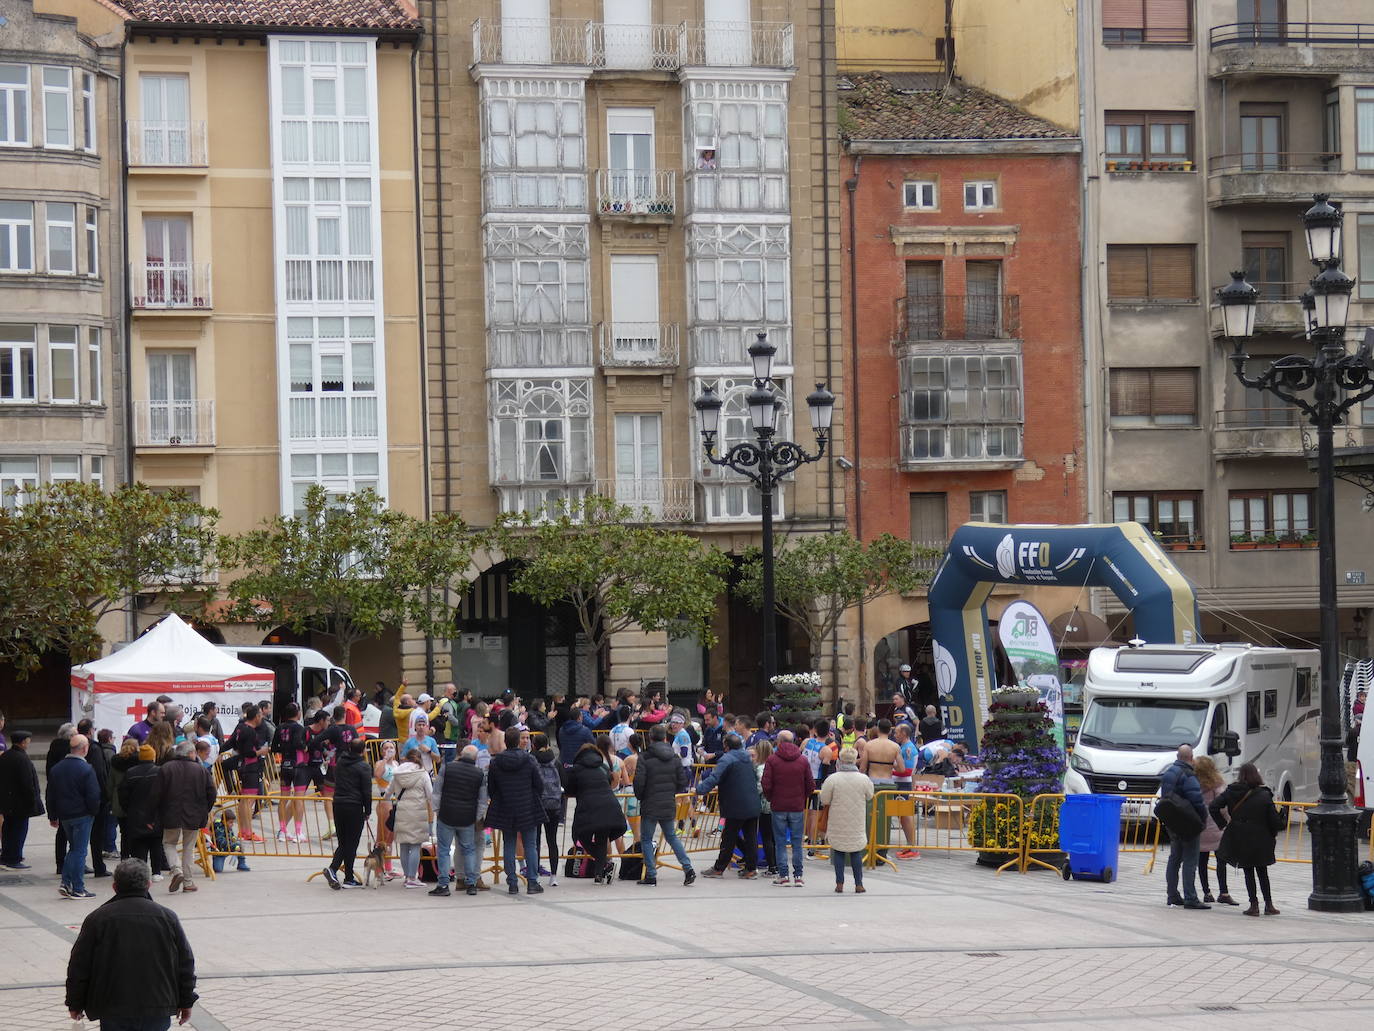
[61, 816, 93, 893]
[772, 811, 805, 877]
[436, 821, 481, 886]
[641, 815, 693, 878]
[502, 826, 540, 889]
[99, 1016, 172, 1031]
[832, 848, 864, 886]
[1165, 832, 1201, 903]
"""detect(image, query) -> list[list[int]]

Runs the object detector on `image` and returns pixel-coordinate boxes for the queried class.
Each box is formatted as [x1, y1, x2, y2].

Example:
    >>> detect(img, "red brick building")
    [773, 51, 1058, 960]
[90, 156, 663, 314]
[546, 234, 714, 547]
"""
[839, 73, 1086, 700]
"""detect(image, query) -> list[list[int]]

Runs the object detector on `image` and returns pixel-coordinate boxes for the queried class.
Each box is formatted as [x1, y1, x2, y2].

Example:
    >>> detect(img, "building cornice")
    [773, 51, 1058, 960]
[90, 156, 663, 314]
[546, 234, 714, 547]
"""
[847, 138, 1082, 156]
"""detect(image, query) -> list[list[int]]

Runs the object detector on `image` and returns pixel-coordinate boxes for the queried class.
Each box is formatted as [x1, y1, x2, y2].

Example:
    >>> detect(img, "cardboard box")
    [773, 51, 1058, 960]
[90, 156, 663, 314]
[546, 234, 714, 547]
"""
[932, 803, 965, 830]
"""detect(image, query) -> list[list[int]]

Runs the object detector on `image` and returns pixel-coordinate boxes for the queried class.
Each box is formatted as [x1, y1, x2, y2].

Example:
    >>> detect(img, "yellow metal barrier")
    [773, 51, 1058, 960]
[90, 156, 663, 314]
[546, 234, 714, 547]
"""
[1273, 800, 1315, 864]
[1022, 794, 1162, 876]
[866, 789, 1025, 873]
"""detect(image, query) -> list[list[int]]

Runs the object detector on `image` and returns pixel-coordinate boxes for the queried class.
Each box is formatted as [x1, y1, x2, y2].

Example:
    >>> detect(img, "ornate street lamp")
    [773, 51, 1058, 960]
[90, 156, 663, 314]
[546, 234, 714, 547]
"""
[694, 331, 834, 685]
[1223, 194, 1373, 912]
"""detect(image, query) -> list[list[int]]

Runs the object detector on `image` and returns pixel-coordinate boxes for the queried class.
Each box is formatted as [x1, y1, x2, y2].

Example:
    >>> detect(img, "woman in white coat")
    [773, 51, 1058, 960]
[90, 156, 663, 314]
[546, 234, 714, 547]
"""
[383, 748, 434, 888]
[818, 746, 874, 892]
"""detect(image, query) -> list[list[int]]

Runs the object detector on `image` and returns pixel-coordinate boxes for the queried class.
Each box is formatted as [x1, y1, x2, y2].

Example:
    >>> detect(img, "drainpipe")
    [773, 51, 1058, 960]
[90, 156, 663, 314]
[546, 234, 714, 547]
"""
[428, 0, 451, 516]
[118, 33, 135, 644]
[819, 0, 840, 689]
[845, 157, 864, 704]
[1077, 0, 1098, 525]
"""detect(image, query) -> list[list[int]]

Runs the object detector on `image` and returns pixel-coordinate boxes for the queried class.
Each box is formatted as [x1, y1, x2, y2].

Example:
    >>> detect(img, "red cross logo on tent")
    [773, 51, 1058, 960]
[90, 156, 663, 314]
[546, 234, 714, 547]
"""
[125, 699, 146, 720]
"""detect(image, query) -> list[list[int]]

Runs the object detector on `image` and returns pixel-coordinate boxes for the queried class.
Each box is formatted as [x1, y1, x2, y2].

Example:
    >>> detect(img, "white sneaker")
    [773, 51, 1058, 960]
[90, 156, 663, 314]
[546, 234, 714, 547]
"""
[277, 831, 289, 843]
[151, 874, 164, 883]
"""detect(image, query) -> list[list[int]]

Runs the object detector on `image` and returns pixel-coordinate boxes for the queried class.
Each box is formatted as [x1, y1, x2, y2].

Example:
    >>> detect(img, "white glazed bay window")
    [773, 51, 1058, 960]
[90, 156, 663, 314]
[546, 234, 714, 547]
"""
[277, 39, 372, 165]
[694, 375, 788, 521]
[685, 80, 788, 211]
[688, 223, 790, 368]
[898, 345, 1023, 463]
[485, 223, 591, 368]
[287, 316, 379, 440]
[490, 377, 592, 513]
[481, 78, 586, 210]
[289, 452, 379, 517]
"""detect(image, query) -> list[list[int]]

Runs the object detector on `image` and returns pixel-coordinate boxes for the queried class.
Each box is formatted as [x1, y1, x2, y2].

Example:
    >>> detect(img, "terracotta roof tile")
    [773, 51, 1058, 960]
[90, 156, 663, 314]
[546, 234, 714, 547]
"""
[841, 72, 1075, 142]
[121, 0, 420, 31]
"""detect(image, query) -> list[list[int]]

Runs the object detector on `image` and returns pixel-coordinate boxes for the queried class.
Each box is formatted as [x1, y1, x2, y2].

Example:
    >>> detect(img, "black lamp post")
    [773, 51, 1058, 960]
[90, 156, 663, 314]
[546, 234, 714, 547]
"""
[694, 332, 834, 686]
[1221, 193, 1373, 912]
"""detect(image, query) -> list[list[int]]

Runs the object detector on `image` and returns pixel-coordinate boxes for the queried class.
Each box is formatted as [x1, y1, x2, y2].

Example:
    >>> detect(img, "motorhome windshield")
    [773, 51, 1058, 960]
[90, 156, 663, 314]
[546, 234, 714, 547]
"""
[1077, 698, 1209, 750]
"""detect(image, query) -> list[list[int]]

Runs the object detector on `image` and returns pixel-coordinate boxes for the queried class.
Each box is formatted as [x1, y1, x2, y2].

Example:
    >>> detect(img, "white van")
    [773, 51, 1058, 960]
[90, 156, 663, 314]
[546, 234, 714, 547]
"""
[1065, 643, 1320, 819]
[217, 645, 354, 718]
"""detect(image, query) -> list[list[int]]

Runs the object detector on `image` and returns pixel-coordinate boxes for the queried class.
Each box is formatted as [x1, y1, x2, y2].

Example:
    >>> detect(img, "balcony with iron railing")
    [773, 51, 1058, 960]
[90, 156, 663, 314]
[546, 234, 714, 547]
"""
[1205, 151, 1354, 206]
[598, 322, 679, 370]
[1208, 280, 1309, 336]
[594, 169, 675, 220]
[1212, 407, 1304, 457]
[470, 18, 793, 69]
[893, 294, 1021, 343]
[127, 120, 208, 168]
[131, 262, 212, 311]
[683, 169, 788, 214]
[133, 399, 215, 448]
[288, 395, 380, 442]
[595, 477, 695, 522]
[1210, 22, 1374, 77]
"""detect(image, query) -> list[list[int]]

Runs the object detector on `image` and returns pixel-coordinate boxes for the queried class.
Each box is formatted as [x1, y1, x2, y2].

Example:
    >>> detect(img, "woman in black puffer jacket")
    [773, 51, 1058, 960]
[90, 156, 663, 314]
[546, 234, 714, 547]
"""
[1209, 762, 1284, 916]
[565, 744, 628, 883]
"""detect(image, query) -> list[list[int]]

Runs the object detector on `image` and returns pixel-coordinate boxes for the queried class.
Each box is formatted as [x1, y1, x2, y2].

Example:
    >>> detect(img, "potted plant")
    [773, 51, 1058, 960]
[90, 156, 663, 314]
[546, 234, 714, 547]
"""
[1231, 532, 1256, 550]
[1278, 532, 1301, 549]
[1182, 159, 1194, 171]
[1166, 538, 1189, 552]
[1129, 160, 1143, 171]
[1300, 531, 1318, 548]
[1188, 535, 1205, 551]
[1256, 532, 1279, 547]
[1106, 159, 1119, 172]
[971, 692, 1065, 870]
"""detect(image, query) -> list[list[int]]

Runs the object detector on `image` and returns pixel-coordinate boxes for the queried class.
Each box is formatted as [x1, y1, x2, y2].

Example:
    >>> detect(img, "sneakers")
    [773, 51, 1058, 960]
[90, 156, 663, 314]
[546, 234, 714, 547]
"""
[637, 877, 658, 886]
[427, 884, 451, 897]
[793, 876, 805, 887]
[2, 862, 30, 870]
[897, 849, 921, 860]
[465, 883, 478, 896]
[773, 874, 791, 886]
[240, 831, 264, 843]
[684, 868, 696, 886]
[169, 872, 184, 894]
[508, 883, 520, 895]
[526, 883, 545, 895]
[74, 889, 97, 899]
[151, 874, 163, 883]
[738, 869, 757, 879]
[277, 831, 290, 843]
[403, 878, 424, 889]
[323, 867, 340, 890]
[703, 868, 725, 878]
[58, 884, 72, 899]
[181, 881, 198, 893]
[341, 879, 363, 889]
[1182, 899, 1211, 910]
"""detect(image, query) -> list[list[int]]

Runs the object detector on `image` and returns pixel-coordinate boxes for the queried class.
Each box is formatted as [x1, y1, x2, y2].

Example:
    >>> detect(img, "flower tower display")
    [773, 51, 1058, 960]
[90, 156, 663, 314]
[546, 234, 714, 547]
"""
[766, 672, 824, 728]
[968, 686, 1066, 866]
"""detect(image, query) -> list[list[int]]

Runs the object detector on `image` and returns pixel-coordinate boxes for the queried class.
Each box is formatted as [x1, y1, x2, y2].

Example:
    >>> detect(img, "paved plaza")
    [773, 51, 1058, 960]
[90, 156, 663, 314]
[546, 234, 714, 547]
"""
[2, 831, 1373, 1031]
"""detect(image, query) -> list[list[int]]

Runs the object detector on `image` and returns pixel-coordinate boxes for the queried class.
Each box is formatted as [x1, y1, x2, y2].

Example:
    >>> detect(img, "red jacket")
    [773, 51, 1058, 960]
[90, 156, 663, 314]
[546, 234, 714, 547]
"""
[761, 741, 815, 812]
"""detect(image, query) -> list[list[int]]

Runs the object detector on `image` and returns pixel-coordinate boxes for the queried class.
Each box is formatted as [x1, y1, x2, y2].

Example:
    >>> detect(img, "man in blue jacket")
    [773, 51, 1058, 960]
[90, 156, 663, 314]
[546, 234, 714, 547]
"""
[46, 733, 101, 900]
[696, 734, 760, 878]
[1160, 744, 1210, 910]
[558, 710, 594, 770]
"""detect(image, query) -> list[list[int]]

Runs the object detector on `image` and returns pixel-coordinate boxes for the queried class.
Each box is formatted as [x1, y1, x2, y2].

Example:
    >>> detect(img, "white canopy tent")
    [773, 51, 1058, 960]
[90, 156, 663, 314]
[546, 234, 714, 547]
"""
[71, 614, 275, 737]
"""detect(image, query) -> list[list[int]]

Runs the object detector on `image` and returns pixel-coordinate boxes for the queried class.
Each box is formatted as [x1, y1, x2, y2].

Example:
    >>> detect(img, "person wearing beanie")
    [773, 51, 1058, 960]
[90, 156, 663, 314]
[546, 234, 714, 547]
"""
[0, 730, 41, 869]
[818, 745, 874, 893]
[117, 744, 164, 873]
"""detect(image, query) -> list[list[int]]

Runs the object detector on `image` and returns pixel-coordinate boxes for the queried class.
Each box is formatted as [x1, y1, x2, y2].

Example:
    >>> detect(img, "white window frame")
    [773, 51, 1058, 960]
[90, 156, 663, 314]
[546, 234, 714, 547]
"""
[89, 454, 104, 489]
[0, 325, 37, 403]
[904, 180, 938, 210]
[48, 325, 79, 404]
[0, 457, 39, 509]
[88, 326, 102, 405]
[0, 201, 34, 272]
[289, 451, 381, 517]
[85, 206, 98, 277]
[964, 180, 998, 211]
[285, 315, 379, 442]
[970, 489, 1008, 524]
[46, 201, 76, 275]
[42, 66, 73, 150]
[489, 377, 592, 488]
[0, 64, 30, 147]
[694, 375, 790, 522]
[81, 72, 96, 153]
[50, 455, 81, 484]
[282, 176, 374, 302]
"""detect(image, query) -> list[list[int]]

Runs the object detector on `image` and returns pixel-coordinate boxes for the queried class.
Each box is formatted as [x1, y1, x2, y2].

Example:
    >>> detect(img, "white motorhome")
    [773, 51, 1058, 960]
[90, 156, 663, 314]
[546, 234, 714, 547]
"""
[217, 645, 353, 717]
[1065, 643, 1319, 818]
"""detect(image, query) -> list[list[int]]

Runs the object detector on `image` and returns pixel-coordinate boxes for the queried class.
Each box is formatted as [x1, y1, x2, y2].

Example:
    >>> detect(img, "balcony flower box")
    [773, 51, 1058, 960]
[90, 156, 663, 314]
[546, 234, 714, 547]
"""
[1231, 534, 1256, 550]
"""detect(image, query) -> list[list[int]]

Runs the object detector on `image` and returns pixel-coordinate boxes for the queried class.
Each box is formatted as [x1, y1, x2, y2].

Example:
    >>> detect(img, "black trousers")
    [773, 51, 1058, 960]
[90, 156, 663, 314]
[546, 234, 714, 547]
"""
[127, 831, 162, 870]
[759, 814, 776, 871]
[0, 814, 29, 865]
[1242, 865, 1273, 903]
[586, 831, 615, 877]
[714, 816, 759, 872]
[1198, 851, 1229, 895]
[331, 808, 365, 880]
[542, 814, 560, 874]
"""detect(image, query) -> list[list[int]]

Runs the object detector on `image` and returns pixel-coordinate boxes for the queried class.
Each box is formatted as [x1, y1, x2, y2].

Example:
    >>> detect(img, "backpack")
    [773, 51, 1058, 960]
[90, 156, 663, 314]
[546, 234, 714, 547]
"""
[537, 761, 563, 813]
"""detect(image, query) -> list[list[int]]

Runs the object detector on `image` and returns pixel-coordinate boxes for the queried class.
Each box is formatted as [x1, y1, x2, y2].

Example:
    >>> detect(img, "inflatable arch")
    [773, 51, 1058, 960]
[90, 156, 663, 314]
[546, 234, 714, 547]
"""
[928, 522, 1199, 749]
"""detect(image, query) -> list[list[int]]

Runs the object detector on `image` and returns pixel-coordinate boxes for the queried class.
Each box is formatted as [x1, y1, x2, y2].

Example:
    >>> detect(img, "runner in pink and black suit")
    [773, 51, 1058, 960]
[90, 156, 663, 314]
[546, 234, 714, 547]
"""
[271, 703, 311, 843]
[224, 705, 266, 843]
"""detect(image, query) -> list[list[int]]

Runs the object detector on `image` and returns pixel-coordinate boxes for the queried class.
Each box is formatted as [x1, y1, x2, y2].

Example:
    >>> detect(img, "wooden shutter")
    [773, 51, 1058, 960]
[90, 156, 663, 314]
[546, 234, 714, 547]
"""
[1149, 368, 1197, 418]
[1109, 369, 1151, 416]
[1106, 245, 1148, 299]
[1147, 244, 1195, 299]
[1103, 0, 1145, 30]
[1146, 0, 1192, 42]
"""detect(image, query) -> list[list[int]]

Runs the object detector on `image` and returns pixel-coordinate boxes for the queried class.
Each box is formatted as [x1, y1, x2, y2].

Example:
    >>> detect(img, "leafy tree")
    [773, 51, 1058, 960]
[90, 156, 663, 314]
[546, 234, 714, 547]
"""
[220, 486, 474, 668]
[491, 495, 731, 656]
[0, 482, 218, 674]
[737, 531, 936, 670]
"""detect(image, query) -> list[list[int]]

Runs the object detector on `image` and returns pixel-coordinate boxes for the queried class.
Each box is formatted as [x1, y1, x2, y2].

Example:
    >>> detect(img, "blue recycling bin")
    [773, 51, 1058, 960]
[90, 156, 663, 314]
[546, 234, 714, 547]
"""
[1058, 793, 1125, 883]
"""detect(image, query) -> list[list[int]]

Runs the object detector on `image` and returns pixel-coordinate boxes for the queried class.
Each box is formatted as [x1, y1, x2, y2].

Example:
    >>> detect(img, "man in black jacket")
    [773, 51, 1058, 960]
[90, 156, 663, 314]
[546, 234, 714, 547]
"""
[66, 858, 197, 1029]
[0, 731, 41, 869]
[152, 742, 216, 895]
[633, 725, 695, 886]
[323, 739, 372, 890]
[431, 744, 487, 896]
[48, 733, 101, 899]
[76, 719, 111, 878]
[487, 728, 545, 895]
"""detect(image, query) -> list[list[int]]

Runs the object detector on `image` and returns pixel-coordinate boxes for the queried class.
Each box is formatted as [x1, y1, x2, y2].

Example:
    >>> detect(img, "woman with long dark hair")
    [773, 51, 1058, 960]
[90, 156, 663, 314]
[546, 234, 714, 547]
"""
[565, 742, 628, 884]
[1209, 762, 1283, 915]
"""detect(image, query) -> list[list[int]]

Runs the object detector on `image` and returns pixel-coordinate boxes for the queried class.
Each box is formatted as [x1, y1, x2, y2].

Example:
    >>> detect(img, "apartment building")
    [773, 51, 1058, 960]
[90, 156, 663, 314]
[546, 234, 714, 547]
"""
[118, 0, 426, 689]
[1082, 0, 1374, 656]
[417, 0, 843, 713]
[0, 0, 127, 720]
[840, 72, 1086, 705]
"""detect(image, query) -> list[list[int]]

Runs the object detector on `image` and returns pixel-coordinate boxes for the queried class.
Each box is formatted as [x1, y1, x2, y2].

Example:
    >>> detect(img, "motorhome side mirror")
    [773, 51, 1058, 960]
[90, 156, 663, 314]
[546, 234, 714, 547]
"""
[1222, 731, 1241, 758]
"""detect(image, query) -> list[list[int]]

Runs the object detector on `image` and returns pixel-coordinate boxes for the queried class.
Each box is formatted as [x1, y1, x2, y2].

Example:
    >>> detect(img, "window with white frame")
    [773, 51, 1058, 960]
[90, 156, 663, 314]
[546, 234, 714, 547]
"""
[283, 177, 374, 302]
[0, 65, 29, 146]
[48, 325, 78, 403]
[46, 202, 75, 274]
[289, 451, 380, 517]
[484, 223, 591, 368]
[276, 39, 372, 166]
[0, 457, 38, 509]
[287, 315, 379, 441]
[490, 378, 592, 489]
[81, 72, 95, 153]
[0, 201, 34, 272]
[970, 490, 1007, 523]
[694, 375, 788, 521]
[687, 81, 787, 171]
[50, 455, 81, 484]
[904, 180, 937, 210]
[898, 346, 1023, 463]
[89, 454, 103, 489]
[88, 326, 102, 405]
[85, 206, 98, 277]
[480, 78, 587, 211]
[688, 223, 791, 368]
[0, 325, 36, 402]
[964, 180, 997, 211]
[42, 66, 72, 149]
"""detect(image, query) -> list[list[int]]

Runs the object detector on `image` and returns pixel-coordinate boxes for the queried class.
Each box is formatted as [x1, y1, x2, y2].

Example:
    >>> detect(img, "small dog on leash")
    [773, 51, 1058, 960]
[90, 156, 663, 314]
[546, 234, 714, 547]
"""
[362, 845, 387, 888]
